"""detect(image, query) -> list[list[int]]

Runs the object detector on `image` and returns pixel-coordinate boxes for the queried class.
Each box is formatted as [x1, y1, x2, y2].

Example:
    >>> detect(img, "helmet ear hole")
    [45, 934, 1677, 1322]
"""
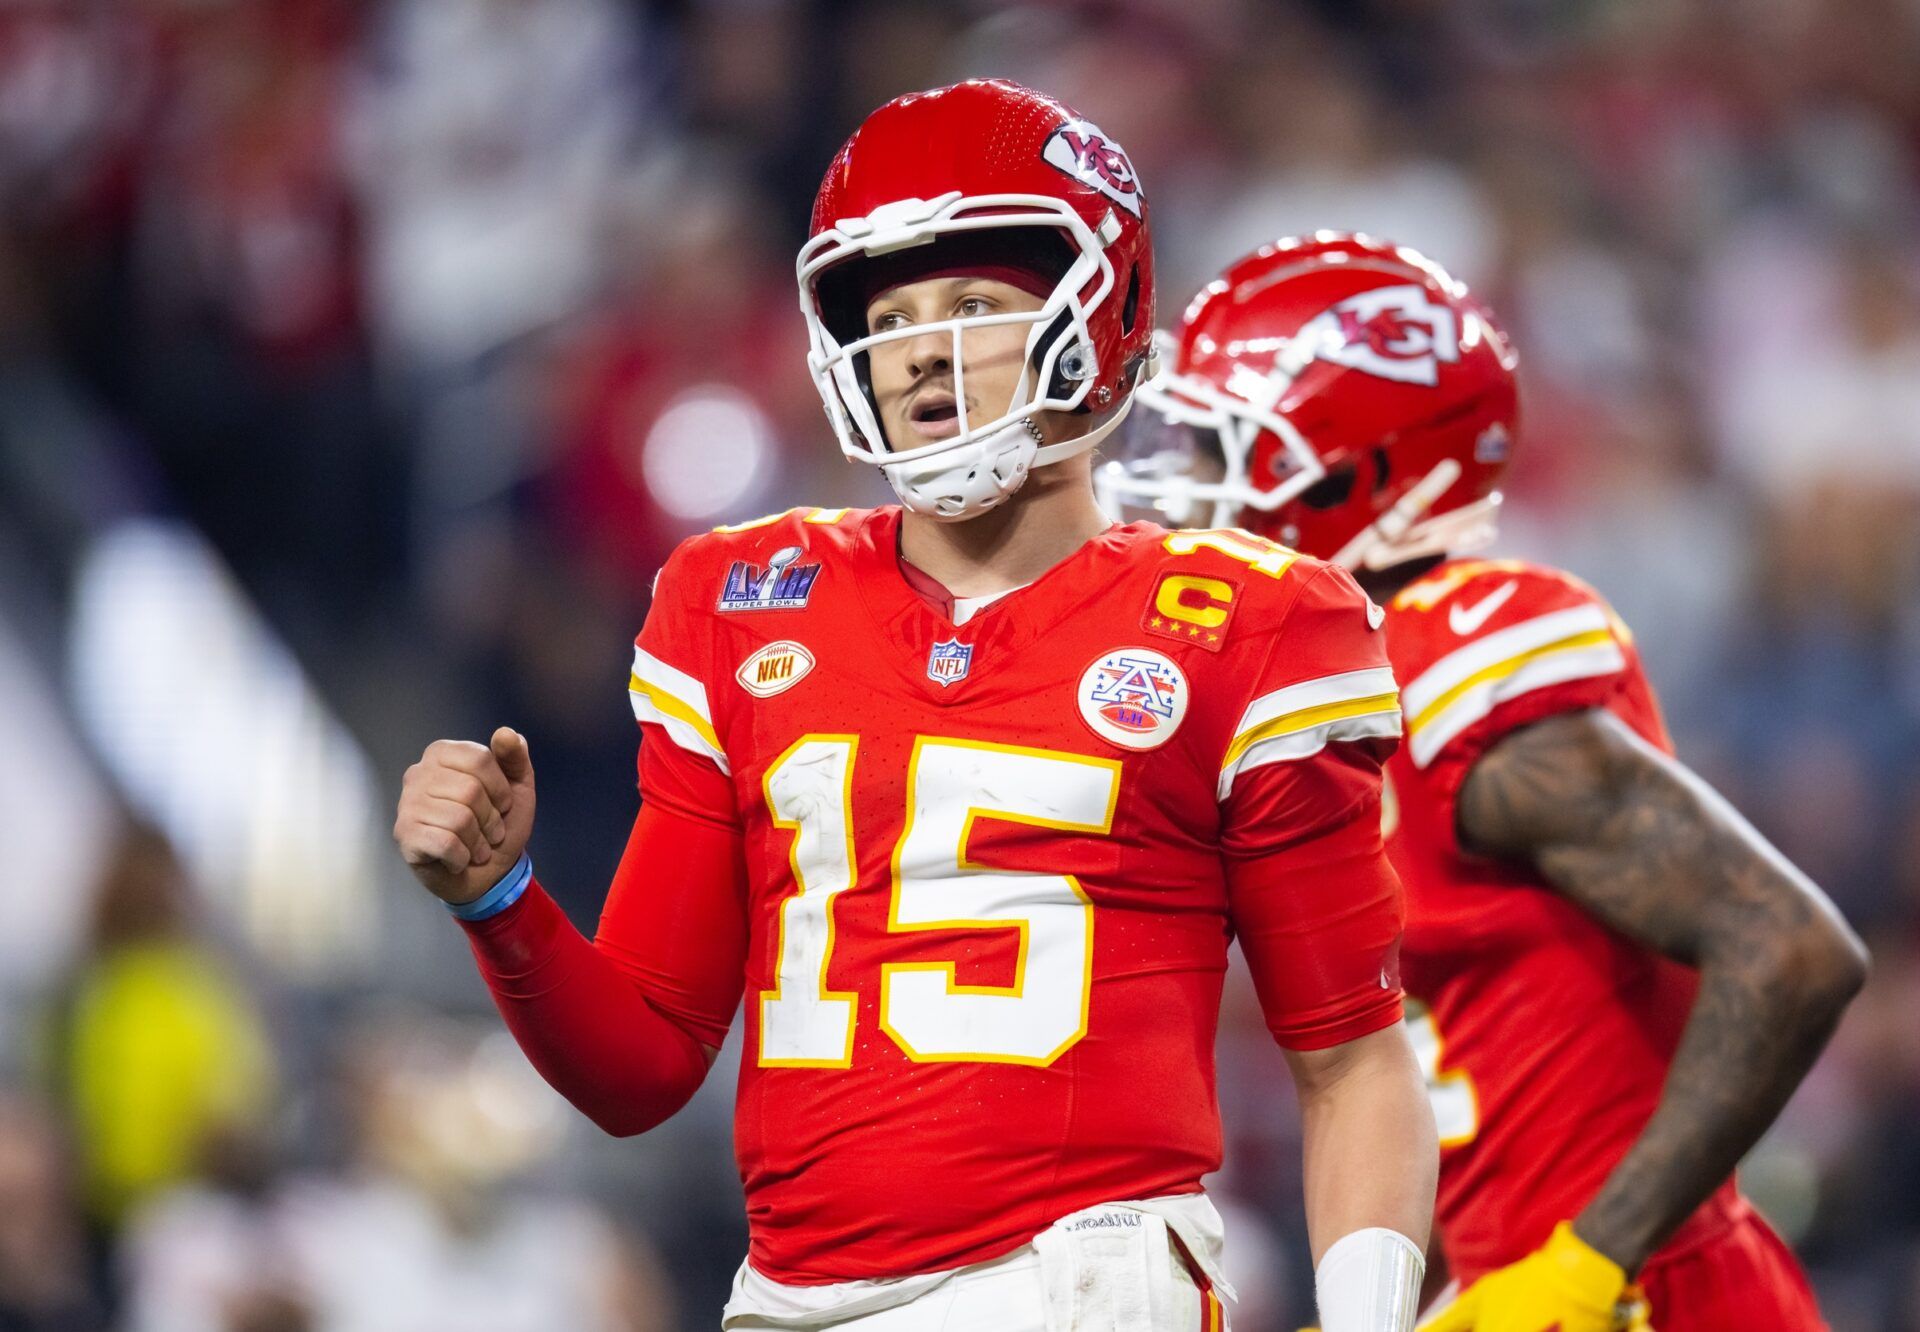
[1299, 460, 1358, 510]
[1370, 446, 1392, 492]
[1121, 265, 1140, 336]
[1037, 309, 1095, 400]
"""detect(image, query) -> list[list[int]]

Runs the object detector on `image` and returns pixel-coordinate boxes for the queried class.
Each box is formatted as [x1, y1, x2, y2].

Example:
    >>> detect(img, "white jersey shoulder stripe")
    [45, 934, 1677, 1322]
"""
[1401, 604, 1612, 719]
[628, 644, 728, 772]
[1218, 666, 1402, 801]
[1219, 712, 1404, 802]
[1407, 639, 1627, 768]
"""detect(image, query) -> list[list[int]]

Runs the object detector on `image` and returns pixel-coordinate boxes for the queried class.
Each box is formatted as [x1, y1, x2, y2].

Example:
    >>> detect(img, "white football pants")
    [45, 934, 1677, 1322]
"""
[723, 1196, 1231, 1331]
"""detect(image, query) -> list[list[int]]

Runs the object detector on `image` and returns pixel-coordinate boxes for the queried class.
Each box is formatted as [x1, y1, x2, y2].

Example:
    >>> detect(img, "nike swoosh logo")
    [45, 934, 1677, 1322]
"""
[1448, 581, 1518, 636]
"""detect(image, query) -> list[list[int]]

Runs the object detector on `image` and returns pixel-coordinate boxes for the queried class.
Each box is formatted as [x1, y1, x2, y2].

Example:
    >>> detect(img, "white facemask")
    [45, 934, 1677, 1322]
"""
[799, 191, 1132, 520]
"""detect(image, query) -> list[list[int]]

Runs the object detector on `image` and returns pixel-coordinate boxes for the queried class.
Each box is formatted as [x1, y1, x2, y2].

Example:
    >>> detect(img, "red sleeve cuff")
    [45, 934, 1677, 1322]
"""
[459, 878, 569, 985]
[1228, 813, 1407, 1053]
[1269, 988, 1405, 1052]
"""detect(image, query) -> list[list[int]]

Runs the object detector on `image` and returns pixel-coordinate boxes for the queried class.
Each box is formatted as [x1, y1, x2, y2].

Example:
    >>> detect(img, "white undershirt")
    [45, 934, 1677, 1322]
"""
[950, 584, 1029, 626]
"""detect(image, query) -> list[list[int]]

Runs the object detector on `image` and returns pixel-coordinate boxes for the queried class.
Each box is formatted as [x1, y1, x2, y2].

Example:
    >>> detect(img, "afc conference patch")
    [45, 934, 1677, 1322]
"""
[926, 638, 973, 687]
[718, 545, 821, 612]
[1077, 647, 1188, 751]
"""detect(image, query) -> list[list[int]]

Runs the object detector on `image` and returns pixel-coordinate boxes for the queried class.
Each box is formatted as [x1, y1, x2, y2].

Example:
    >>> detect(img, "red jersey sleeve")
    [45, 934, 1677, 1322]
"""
[604, 535, 749, 1044]
[1388, 561, 1637, 810]
[1219, 563, 1407, 1051]
[629, 537, 740, 832]
[594, 800, 749, 1048]
[460, 794, 747, 1133]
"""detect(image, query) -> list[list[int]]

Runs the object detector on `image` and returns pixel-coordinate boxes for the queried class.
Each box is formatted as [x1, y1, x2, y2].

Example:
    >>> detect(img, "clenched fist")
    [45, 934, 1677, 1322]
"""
[394, 727, 537, 906]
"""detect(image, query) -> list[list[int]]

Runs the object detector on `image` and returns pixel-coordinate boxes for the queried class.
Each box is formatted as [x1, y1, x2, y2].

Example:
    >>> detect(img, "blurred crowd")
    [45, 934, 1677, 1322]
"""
[0, 0, 1916, 1328]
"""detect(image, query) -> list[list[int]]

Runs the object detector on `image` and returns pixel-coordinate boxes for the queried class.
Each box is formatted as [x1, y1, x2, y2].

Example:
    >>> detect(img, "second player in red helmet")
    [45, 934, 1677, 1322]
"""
[1101, 233, 1515, 567]
[1109, 233, 1864, 1332]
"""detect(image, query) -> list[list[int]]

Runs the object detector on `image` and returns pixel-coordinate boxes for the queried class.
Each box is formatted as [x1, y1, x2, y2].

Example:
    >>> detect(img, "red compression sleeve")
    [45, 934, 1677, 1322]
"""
[460, 801, 747, 1136]
[596, 799, 749, 1047]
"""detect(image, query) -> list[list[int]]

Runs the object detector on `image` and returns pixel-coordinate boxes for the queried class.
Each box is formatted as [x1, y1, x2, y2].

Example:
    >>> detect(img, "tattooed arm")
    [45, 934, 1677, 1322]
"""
[1457, 707, 1867, 1275]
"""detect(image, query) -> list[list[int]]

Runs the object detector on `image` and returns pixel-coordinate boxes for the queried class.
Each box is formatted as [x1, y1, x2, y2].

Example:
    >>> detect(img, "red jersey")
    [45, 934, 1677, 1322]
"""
[623, 506, 1405, 1283]
[1380, 557, 1745, 1284]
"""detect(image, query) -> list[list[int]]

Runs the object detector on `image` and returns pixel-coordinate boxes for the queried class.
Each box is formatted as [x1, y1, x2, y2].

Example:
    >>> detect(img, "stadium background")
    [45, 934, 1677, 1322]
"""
[1, 0, 1916, 1327]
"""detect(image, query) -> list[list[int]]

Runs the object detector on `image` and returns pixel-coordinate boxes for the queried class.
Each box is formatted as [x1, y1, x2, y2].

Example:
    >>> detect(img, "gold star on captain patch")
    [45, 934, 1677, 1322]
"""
[1149, 615, 1164, 629]
[1206, 633, 1219, 643]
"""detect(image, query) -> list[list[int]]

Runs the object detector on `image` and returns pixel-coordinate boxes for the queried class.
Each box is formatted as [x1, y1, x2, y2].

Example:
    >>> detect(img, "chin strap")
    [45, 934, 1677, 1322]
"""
[1376, 495, 1501, 567]
[1330, 460, 1503, 572]
[1332, 459, 1461, 569]
[1032, 390, 1137, 468]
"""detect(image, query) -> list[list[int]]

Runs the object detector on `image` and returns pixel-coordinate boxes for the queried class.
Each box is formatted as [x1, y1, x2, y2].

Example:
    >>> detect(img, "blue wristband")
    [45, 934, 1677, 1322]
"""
[447, 853, 534, 921]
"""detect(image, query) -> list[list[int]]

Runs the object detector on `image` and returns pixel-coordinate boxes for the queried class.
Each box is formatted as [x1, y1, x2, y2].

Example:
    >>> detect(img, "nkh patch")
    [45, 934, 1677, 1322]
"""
[1143, 573, 1238, 652]
[1077, 648, 1188, 751]
[736, 640, 815, 698]
[718, 545, 821, 612]
[926, 638, 973, 687]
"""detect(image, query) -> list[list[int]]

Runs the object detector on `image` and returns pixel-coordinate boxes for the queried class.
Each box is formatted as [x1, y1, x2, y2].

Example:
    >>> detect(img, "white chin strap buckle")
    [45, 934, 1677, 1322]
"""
[885, 419, 1039, 521]
[884, 395, 1137, 522]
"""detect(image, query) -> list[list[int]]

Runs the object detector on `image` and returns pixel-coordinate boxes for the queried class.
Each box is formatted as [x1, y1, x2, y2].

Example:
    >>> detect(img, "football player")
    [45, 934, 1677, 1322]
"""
[394, 85, 1438, 1331]
[1101, 233, 1867, 1332]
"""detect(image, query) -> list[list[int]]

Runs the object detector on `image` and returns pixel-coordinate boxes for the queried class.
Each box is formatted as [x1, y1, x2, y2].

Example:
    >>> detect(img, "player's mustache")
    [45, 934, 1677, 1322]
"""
[902, 380, 972, 421]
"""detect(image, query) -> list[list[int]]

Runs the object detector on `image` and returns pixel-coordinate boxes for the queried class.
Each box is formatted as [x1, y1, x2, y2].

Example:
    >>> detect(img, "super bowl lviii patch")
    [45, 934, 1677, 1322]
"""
[718, 545, 821, 612]
[736, 641, 815, 698]
[1077, 648, 1188, 751]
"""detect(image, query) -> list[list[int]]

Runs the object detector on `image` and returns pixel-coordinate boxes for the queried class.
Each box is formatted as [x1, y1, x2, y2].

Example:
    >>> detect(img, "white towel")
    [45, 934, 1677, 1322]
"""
[1035, 1204, 1195, 1331]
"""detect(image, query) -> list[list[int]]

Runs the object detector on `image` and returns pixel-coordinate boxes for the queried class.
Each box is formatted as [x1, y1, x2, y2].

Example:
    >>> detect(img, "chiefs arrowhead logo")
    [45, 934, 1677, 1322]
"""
[1298, 284, 1460, 386]
[1042, 118, 1143, 217]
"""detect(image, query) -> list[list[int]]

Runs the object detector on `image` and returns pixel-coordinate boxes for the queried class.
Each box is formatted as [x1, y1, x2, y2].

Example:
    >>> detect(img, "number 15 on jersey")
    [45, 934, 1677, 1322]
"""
[759, 735, 1120, 1069]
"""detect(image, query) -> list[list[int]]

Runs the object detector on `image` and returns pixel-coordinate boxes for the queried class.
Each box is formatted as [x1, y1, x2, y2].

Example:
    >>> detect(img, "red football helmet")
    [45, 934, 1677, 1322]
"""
[1099, 233, 1517, 569]
[799, 79, 1155, 520]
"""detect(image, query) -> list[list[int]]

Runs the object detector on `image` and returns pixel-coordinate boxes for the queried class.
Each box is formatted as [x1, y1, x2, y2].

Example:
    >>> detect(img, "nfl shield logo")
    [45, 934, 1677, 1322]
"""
[926, 639, 973, 687]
